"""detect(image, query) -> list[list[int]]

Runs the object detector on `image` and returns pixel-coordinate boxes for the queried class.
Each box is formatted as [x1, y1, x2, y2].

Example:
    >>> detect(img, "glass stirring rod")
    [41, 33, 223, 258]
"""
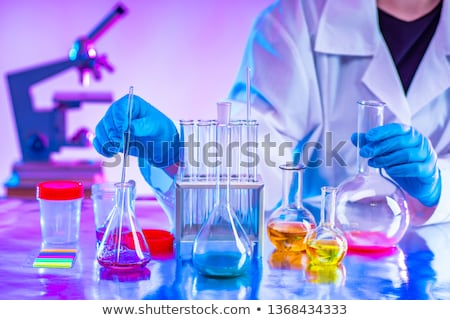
[121, 86, 134, 184]
[114, 86, 134, 264]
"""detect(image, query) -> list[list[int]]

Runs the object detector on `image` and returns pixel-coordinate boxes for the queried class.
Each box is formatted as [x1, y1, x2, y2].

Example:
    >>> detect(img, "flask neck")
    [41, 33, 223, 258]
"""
[320, 187, 337, 227]
[281, 164, 305, 209]
[356, 101, 385, 175]
[114, 183, 133, 209]
[214, 123, 232, 207]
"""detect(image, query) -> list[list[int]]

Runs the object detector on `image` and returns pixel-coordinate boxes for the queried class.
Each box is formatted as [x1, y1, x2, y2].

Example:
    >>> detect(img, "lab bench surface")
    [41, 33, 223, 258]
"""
[0, 198, 449, 300]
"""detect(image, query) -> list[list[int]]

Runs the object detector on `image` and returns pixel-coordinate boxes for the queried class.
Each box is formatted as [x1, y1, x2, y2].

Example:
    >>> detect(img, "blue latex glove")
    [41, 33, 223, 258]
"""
[351, 123, 441, 207]
[93, 94, 179, 168]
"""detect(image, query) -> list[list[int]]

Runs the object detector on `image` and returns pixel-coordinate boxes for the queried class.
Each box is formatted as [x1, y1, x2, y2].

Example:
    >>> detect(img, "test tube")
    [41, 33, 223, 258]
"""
[229, 120, 243, 180]
[196, 119, 215, 225]
[242, 119, 259, 181]
[179, 120, 196, 231]
[196, 120, 214, 181]
[179, 120, 196, 181]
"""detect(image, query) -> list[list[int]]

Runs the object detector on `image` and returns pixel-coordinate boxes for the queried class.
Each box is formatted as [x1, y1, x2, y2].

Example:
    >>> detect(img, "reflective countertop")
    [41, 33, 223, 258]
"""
[0, 198, 449, 300]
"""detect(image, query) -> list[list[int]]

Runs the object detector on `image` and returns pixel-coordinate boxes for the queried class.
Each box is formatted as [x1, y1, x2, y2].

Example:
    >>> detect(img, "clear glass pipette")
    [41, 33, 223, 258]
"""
[116, 86, 133, 263]
[121, 86, 134, 184]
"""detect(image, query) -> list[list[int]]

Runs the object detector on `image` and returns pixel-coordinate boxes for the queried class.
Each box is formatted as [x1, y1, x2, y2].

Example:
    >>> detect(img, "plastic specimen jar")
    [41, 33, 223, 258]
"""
[36, 180, 84, 247]
[335, 100, 410, 252]
[91, 182, 116, 246]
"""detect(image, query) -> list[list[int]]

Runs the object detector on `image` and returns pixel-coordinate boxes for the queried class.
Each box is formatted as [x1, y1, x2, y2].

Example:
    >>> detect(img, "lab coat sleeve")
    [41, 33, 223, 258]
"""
[139, 161, 177, 233]
[421, 157, 450, 225]
[228, 2, 323, 209]
[229, 1, 322, 141]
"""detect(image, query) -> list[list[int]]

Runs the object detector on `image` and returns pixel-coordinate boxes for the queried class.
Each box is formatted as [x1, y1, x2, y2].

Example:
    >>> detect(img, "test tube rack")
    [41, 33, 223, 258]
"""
[175, 176, 264, 260]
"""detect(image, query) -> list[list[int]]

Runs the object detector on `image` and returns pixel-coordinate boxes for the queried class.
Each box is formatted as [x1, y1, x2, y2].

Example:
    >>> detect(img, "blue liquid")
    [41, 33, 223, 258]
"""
[193, 252, 250, 277]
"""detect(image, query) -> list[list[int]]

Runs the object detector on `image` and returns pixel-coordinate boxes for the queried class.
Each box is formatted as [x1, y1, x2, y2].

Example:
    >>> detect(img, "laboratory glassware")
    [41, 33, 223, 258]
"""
[97, 181, 151, 270]
[335, 100, 410, 252]
[267, 163, 316, 252]
[305, 186, 347, 266]
[175, 119, 264, 261]
[192, 102, 253, 277]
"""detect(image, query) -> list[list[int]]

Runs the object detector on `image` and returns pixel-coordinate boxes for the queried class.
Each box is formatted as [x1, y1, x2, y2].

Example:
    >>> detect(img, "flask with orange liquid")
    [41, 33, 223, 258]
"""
[267, 163, 316, 252]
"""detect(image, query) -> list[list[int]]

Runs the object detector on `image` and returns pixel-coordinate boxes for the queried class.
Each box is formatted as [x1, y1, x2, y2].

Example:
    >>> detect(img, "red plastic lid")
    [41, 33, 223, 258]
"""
[36, 180, 84, 200]
[142, 229, 174, 255]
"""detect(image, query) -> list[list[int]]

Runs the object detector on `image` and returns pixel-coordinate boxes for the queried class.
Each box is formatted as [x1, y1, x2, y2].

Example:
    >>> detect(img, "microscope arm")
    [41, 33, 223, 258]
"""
[7, 59, 78, 114]
[7, 3, 127, 162]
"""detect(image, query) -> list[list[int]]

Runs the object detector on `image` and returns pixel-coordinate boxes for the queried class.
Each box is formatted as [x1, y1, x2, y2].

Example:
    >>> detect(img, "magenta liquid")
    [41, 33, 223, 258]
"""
[96, 228, 151, 270]
[345, 230, 397, 253]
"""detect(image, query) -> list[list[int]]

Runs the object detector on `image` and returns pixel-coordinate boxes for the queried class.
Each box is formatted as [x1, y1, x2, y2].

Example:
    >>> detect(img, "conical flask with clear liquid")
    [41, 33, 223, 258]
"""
[97, 181, 151, 270]
[305, 186, 347, 265]
[267, 163, 316, 252]
[335, 100, 410, 252]
[192, 101, 252, 278]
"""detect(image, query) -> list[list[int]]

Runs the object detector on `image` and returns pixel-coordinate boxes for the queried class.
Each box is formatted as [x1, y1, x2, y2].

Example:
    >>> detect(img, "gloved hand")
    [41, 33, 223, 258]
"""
[351, 123, 441, 207]
[93, 94, 179, 168]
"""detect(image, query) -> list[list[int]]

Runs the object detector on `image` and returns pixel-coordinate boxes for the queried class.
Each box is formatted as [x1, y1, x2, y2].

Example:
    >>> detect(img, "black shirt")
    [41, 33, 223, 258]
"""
[378, 1, 442, 93]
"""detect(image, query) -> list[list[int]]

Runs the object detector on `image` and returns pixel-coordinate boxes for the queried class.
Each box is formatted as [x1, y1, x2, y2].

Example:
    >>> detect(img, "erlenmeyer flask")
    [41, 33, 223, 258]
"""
[336, 100, 410, 252]
[267, 163, 316, 252]
[305, 186, 347, 265]
[192, 101, 252, 278]
[97, 182, 151, 270]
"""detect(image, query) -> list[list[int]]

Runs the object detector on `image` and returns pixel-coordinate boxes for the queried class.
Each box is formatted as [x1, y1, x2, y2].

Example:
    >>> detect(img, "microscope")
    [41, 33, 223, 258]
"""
[5, 3, 128, 198]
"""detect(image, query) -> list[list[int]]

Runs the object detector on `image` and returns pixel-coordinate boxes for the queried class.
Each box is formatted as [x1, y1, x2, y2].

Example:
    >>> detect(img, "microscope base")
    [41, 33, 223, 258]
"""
[5, 160, 105, 199]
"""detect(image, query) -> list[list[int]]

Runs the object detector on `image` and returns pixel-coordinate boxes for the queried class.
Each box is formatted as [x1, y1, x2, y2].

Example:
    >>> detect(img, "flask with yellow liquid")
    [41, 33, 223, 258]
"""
[305, 186, 347, 265]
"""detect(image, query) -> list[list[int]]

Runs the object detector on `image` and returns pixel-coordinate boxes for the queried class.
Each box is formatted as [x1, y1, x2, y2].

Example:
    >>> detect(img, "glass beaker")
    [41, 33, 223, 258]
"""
[305, 187, 347, 266]
[96, 182, 151, 270]
[335, 100, 410, 252]
[192, 101, 253, 278]
[267, 163, 316, 252]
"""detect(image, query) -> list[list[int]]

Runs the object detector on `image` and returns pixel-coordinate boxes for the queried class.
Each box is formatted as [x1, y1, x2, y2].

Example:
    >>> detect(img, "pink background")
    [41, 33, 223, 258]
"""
[0, 0, 274, 196]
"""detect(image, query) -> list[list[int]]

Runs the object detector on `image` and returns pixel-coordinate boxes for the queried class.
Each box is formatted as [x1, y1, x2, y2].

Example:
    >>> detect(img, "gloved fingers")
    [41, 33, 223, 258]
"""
[382, 159, 437, 179]
[360, 130, 423, 158]
[109, 94, 134, 133]
[93, 137, 121, 157]
[365, 123, 412, 141]
[350, 132, 368, 147]
[94, 122, 122, 157]
[132, 117, 176, 139]
[368, 146, 432, 168]
[97, 94, 148, 141]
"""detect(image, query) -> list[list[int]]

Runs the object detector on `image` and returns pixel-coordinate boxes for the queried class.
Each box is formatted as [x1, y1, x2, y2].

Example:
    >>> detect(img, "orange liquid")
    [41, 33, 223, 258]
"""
[267, 221, 313, 252]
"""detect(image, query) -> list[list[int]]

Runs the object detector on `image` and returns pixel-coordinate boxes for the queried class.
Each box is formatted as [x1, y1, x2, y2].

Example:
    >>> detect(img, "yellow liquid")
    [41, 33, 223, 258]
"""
[306, 239, 346, 265]
[267, 221, 313, 252]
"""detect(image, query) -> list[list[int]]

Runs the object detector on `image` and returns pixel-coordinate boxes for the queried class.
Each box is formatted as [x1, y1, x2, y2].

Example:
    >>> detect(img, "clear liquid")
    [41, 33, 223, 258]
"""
[306, 239, 346, 265]
[96, 229, 148, 250]
[267, 221, 314, 252]
[193, 252, 250, 277]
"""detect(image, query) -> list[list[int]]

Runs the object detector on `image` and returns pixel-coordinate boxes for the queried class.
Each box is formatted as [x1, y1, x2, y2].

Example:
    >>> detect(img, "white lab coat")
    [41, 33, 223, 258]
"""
[228, 0, 450, 225]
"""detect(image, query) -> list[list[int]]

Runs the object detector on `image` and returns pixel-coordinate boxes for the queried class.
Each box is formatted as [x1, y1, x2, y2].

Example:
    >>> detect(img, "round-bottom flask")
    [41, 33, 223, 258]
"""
[267, 163, 316, 252]
[97, 182, 151, 270]
[335, 100, 410, 252]
[305, 187, 347, 266]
